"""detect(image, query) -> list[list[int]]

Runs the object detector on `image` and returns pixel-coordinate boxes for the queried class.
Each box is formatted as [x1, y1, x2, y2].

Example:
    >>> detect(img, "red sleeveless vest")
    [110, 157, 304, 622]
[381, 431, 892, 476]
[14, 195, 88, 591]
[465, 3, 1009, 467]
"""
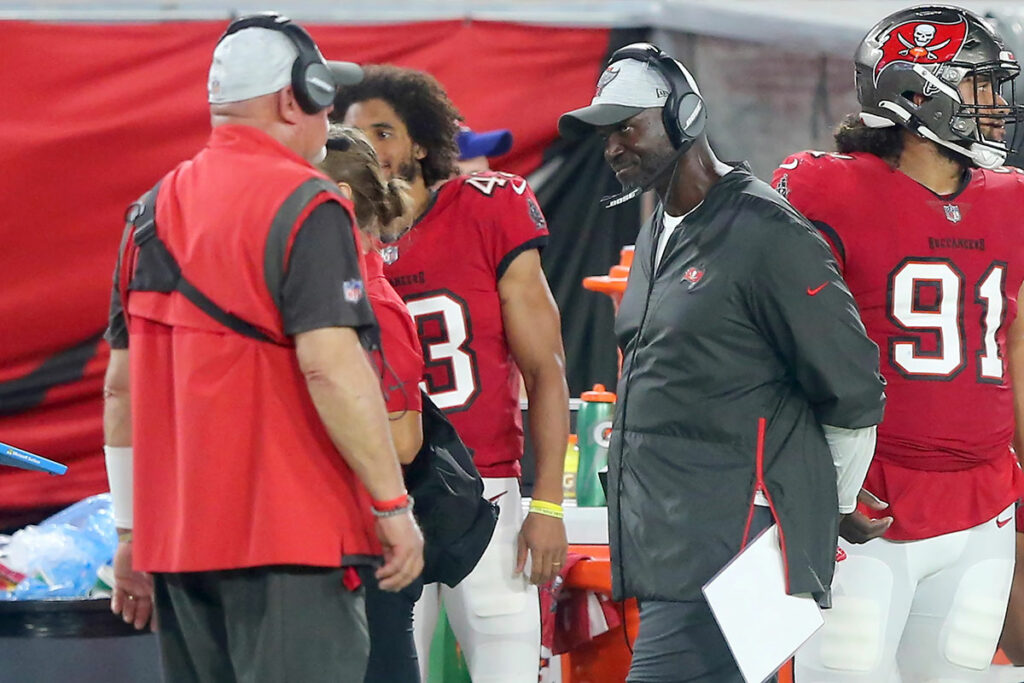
[123, 125, 379, 571]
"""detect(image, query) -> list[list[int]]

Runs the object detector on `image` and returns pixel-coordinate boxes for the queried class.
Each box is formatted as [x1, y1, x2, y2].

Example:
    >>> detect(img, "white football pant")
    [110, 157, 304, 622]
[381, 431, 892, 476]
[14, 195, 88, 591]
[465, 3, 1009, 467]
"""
[796, 504, 1015, 682]
[413, 477, 541, 682]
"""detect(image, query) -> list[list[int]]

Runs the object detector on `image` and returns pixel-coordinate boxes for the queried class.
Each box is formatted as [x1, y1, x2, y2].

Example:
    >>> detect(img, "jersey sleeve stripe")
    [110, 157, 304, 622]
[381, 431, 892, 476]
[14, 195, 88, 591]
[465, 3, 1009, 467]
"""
[496, 236, 549, 281]
[811, 220, 847, 273]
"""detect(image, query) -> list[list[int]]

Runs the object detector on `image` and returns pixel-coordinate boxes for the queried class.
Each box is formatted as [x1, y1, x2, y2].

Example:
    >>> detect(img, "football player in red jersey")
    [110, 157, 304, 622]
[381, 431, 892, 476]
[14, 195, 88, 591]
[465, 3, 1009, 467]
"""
[335, 66, 569, 682]
[772, 6, 1024, 681]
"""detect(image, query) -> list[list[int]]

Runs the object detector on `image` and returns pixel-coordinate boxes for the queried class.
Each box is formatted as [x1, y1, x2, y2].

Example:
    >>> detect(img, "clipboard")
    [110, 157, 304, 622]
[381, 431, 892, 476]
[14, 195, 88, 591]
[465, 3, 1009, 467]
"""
[702, 523, 823, 683]
[0, 441, 68, 475]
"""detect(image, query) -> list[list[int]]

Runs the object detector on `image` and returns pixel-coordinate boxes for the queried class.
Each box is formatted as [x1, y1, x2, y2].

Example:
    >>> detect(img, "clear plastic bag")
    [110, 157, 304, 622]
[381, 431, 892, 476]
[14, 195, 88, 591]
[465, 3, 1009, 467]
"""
[0, 494, 117, 600]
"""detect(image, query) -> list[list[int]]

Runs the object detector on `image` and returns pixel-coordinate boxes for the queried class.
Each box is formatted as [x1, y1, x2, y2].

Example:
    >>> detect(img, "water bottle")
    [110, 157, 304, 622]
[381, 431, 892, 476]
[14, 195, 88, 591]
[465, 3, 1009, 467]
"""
[562, 434, 579, 501]
[576, 384, 615, 507]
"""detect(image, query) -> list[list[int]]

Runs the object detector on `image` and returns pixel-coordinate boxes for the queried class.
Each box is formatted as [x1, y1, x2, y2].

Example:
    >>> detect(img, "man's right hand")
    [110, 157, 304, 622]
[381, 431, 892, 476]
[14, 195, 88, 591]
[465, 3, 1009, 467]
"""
[374, 512, 424, 591]
[839, 488, 893, 544]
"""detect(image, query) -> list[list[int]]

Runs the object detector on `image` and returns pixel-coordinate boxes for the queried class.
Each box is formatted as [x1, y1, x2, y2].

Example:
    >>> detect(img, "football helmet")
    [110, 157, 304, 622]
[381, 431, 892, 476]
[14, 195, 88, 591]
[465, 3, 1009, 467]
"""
[854, 5, 1023, 168]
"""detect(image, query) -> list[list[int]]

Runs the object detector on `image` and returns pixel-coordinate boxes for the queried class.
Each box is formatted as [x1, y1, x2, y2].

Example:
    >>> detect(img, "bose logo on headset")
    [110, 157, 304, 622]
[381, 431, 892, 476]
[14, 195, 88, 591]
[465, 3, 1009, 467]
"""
[218, 12, 342, 114]
[608, 43, 707, 149]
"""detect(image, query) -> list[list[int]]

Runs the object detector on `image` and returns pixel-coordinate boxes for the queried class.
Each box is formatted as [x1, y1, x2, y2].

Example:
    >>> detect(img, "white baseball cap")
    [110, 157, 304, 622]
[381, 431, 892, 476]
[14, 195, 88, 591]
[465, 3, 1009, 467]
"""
[558, 56, 697, 138]
[208, 26, 363, 105]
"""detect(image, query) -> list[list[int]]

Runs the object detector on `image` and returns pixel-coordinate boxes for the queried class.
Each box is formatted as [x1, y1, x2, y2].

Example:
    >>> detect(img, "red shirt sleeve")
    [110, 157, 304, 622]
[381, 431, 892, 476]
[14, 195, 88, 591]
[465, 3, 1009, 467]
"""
[371, 294, 424, 414]
[466, 173, 549, 279]
[771, 151, 850, 274]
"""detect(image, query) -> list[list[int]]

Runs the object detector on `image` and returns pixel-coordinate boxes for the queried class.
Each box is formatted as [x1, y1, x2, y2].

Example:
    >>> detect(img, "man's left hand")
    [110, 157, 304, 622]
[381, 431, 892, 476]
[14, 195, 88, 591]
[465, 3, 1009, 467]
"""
[516, 513, 568, 585]
[110, 540, 154, 630]
[839, 489, 893, 544]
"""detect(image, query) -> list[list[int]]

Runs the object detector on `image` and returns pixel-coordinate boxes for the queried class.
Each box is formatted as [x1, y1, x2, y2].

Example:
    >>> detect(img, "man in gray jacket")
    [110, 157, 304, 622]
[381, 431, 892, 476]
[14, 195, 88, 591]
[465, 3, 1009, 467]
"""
[559, 44, 887, 682]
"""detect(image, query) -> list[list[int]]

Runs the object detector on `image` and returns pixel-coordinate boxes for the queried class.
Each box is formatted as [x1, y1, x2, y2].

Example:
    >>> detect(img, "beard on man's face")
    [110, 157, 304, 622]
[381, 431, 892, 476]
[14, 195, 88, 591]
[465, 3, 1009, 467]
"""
[619, 146, 679, 191]
[936, 139, 975, 168]
[396, 156, 421, 183]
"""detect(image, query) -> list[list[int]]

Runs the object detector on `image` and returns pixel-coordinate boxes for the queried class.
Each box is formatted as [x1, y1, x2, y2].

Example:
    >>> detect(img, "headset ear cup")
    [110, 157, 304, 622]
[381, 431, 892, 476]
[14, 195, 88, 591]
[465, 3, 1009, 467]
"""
[303, 62, 337, 112]
[283, 21, 334, 115]
[290, 59, 335, 115]
[662, 94, 682, 148]
[290, 59, 316, 114]
[676, 92, 706, 140]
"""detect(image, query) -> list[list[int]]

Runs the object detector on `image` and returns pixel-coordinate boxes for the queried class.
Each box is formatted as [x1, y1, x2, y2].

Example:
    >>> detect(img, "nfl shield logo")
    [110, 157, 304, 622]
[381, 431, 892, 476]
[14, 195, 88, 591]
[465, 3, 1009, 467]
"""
[343, 279, 364, 303]
[943, 204, 961, 223]
[381, 245, 399, 265]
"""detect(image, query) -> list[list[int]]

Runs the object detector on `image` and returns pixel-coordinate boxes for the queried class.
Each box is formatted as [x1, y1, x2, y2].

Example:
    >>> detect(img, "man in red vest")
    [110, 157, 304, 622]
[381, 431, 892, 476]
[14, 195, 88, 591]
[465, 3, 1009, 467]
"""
[101, 14, 423, 682]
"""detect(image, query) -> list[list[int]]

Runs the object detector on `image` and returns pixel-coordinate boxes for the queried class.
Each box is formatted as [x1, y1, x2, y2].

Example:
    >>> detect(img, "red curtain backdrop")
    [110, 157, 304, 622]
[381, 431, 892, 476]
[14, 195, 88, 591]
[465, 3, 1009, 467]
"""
[0, 19, 608, 512]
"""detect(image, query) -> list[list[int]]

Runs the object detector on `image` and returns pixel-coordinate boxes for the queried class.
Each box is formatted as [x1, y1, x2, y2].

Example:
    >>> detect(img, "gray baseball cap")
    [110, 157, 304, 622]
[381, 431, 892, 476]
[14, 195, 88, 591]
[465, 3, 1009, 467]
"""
[559, 58, 675, 138]
[208, 26, 362, 105]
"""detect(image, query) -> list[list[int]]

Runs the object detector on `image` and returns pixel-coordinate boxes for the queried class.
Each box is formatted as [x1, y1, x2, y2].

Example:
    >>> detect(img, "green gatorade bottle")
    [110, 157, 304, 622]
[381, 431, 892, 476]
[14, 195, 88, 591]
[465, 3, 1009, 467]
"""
[576, 384, 615, 507]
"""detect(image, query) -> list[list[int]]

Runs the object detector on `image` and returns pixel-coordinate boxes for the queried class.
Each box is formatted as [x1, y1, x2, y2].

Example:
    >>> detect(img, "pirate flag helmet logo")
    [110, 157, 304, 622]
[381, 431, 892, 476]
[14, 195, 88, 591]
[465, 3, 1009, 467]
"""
[872, 18, 968, 85]
[853, 5, 1024, 169]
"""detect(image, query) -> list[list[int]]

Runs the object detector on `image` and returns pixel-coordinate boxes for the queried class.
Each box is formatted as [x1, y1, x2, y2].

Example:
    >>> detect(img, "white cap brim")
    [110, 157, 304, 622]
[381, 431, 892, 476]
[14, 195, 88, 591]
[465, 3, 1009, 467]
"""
[558, 103, 645, 139]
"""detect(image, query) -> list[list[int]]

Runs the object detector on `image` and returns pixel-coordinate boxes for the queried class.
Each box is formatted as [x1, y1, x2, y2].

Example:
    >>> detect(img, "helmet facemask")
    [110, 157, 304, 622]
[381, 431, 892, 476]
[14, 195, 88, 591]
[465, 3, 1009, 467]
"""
[951, 61, 1021, 147]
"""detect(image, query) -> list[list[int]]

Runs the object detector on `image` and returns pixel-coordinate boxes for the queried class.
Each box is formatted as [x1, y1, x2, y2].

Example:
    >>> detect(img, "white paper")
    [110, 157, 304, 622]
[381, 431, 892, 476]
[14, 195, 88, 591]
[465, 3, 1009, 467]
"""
[702, 524, 824, 683]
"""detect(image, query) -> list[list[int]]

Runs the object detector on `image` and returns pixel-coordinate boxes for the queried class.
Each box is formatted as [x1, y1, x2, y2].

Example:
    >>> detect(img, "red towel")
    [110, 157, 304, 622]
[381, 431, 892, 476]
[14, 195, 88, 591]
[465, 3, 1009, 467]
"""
[540, 553, 622, 655]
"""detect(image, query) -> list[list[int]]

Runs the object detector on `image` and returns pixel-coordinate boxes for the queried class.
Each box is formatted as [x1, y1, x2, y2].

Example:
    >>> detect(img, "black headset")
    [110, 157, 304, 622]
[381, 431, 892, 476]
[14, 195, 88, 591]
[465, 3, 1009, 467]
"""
[219, 13, 336, 115]
[607, 43, 706, 149]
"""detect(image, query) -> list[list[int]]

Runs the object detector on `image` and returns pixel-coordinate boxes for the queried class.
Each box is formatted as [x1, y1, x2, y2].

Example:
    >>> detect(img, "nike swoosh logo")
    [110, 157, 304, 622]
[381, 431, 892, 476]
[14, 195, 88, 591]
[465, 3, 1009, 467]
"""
[807, 282, 828, 296]
[997, 516, 1013, 528]
[779, 159, 799, 170]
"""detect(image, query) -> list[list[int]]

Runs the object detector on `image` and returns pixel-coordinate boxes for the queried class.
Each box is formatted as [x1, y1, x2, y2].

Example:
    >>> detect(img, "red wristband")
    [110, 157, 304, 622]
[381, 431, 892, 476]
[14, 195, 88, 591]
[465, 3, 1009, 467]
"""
[372, 492, 410, 513]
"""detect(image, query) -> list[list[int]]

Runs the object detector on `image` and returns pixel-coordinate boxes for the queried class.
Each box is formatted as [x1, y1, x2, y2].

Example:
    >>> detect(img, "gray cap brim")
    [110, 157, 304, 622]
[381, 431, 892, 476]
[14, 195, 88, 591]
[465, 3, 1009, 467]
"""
[328, 61, 364, 86]
[558, 103, 644, 139]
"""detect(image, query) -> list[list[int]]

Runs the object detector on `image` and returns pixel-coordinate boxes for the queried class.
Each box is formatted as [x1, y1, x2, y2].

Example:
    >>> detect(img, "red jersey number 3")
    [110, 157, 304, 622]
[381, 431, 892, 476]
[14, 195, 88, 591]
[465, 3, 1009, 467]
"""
[405, 291, 481, 411]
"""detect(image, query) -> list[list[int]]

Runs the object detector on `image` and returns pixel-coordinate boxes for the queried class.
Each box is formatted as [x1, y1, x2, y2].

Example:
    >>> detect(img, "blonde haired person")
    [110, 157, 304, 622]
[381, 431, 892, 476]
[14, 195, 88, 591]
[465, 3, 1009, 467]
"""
[338, 67, 569, 683]
[322, 125, 426, 682]
[322, 125, 413, 242]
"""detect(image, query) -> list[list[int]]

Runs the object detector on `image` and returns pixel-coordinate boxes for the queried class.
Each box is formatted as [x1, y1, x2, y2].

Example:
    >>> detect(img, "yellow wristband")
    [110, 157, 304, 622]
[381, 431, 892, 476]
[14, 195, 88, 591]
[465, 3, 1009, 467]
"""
[529, 499, 564, 519]
[117, 531, 133, 543]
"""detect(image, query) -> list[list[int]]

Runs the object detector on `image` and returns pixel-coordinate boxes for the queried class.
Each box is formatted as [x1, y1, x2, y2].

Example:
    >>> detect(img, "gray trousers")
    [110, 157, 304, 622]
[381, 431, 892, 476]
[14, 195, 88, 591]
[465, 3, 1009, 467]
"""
[627, 506, 777, 683]
[153, 565, 368, 683]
